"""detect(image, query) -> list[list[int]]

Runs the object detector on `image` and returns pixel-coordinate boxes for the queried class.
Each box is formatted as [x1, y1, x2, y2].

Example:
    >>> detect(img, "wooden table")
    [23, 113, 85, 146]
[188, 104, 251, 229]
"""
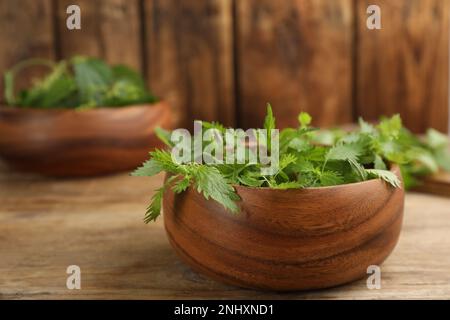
[1, 162, 449, 300]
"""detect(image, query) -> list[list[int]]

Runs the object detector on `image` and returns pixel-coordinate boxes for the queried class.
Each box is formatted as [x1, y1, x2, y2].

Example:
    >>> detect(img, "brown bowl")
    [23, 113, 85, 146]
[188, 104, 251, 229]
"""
[163, 165, 404, 291]
[0, 102, 172, 177]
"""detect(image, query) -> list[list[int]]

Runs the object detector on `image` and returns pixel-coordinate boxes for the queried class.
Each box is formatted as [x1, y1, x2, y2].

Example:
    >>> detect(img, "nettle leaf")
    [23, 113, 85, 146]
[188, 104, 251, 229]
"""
[366, 169, 401, 188]
[400, 165, 419, 189]
[19, 62, 75, 108]
[380, 142, 409, 164]
[349, 158, 367, 180]
[426, 128, 448, 150]
[279, 153, 297, 171]
[272, 181, 304, 189]
[377, 114, 402, 138]
[131, 159, 163, 177]
[112, 64, 146, 88]
[288, 138, 309, 152]
[144, 187, 165, 223]
[415, 151, 439, 173]
[374, 154, 387, 170]
[150, 149, 182, 173]
[263, 103, 276, 152]
[3, 58, 56, 106]
[72, 56, 112, 104]
[279, 128, 297, 151]
[358, 117, 376, 134]
[435, 149, 450, 172]
[38, 75, 77, 108]
[236, 165, 264, 187]
[264, 103, 275, 132]
[312, 130, 337, 146]
[155, 127, 173, 147]
[304, 146, 327, 162]
[172, 176, 191, 193]
[320, 171, 344, 186]
[203, 121, 227, 133]
[143, 175, 180, 223]
[298, 112, 312, 128]
[192, 166, 239, 213]
[326, 144, 362, 162]
[238, 173, 264, 187]
[292, 158, 315, 173]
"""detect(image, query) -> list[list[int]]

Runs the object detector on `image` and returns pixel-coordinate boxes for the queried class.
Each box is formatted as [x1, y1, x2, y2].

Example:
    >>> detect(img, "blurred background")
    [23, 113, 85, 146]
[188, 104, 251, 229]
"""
[0, 0, 448, 133]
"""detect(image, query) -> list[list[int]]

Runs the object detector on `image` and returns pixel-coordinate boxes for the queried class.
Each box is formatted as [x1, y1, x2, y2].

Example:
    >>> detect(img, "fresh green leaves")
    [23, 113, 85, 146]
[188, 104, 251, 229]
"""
[131, 159, 163, 177]
[317, 171, 343, 186]
[263, 103, 276, 152]
[264, 103, 276, 133]
[425, 129, 450, 172]
[133, 149, 240, 223]
[3, 56, 157, 109]
[134, 107, 450, 223]
[4, 58, 56, 106]
[191, 166, 239, 213]
[377, 114, 402, 139]
[10, 61, 77, 108]
[326, 144, 362, 163]
[144, 186, 165, 223]
[366, 169, 401, 188]
[298, 112, 312, 128]
[426, 128, 448, 149]
[374, 154, 387, 170]
[320, 115, 450, 189]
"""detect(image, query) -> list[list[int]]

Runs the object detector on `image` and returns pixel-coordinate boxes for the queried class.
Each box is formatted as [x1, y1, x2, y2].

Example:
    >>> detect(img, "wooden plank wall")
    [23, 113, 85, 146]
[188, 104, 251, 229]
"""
[0, 0, 56, 101]
[357, 0, 449, 133]
[144, 0, 235, 128]
[235, 0, 354, 128]
[0, 0, 448, 133]
[55, 0, 143, 71]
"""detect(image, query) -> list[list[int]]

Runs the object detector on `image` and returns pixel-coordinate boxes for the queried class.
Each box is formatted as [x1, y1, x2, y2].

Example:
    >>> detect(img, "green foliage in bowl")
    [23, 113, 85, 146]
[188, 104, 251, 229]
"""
[3, 56, 157, 109]
[133, 105, 450, 223]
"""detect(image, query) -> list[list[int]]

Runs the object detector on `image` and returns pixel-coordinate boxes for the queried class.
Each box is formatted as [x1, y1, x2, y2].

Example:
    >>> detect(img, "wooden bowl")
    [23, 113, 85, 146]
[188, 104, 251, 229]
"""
[163, 165, 404, 291]
[0, 102, 172, 177]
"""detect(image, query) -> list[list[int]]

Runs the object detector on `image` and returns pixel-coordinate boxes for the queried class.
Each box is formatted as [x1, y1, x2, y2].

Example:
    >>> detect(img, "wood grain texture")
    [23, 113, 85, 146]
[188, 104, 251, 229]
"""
[163, 166, 404, 291]
[356, 0, 450, 133]
[144, 0, 236, 128]
[56, 0, 143, 71]
[235, 0, 354, 129]
[413, 171, 450, 197]
[0, 102, 172, 177]
[0, 0, 55, 102]
[0, 165, 449, 299]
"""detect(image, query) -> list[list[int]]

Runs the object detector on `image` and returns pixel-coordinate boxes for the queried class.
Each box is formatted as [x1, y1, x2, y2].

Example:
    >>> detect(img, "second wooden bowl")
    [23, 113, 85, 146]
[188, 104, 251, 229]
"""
[0, 102, 172, 177]
[163, 165, 404, 291]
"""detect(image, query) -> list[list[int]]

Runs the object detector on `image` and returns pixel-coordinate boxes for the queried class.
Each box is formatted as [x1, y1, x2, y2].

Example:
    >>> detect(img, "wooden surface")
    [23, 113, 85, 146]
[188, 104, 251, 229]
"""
[0, 163, 449, 299]
[356, 0, 450, 133]
[164, 166, 404, 291]
[235, 0, 353, 129]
